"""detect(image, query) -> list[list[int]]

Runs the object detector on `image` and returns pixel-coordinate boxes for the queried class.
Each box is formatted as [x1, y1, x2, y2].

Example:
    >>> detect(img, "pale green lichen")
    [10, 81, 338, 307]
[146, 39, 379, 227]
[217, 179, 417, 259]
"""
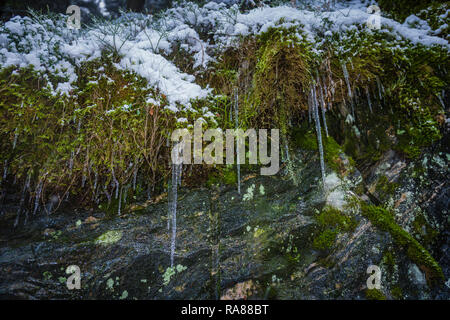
[119, 290, 128, 300]
[243, 184, 255, 201]
[95, 230, 123, 245]
[163, 264, 187, 286]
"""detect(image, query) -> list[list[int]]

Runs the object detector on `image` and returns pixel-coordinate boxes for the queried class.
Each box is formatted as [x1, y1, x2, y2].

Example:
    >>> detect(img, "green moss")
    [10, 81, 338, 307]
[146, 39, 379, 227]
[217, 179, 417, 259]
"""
[206, 165, 237, 187]
[391, 286, 403, 300]
[382, 250, 396, 269]
[312, 206, 357, 252]
[378, 0, 439, 21]
[360, 204, 444, 285]
[294, 128, 318, 151]
[365, 289, 387, 300]
[315, 206, 358, 232]
[375, 176, 399, 201]
[313, 229, 337, 251]
[411, 214, 439, 245]
[248, 26, 316, 131]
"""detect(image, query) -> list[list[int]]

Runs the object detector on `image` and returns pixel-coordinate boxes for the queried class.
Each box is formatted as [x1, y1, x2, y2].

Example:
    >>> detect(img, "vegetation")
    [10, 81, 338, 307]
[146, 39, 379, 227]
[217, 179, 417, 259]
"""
[360, 203, 444, 285]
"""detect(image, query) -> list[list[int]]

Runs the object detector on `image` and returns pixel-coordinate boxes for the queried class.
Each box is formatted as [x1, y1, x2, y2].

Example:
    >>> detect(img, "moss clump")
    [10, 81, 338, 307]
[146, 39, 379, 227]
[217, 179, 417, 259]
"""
[313, 206, 357, 252]
[316, 206, 358, 232]
[375, 176, 399, 201]
[365, 289, 387, 300]
[391, 286, 403, 300]
[95, 230, 123, 245]
[360, 204, 444, 285]
[313, 229, 337, 251]
[378, 0, 438, 22]
[411, 213, 439, 245]
[206, 165, 237, 187]
[382, 250, 396, 271]
[248, 26, 315, 132]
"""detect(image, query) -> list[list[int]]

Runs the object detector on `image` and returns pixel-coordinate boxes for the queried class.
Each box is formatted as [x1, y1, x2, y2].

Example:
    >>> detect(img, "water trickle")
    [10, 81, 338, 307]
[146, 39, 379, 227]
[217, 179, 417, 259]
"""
[234, 88, 241, 195]
[310, 86, 326, 187]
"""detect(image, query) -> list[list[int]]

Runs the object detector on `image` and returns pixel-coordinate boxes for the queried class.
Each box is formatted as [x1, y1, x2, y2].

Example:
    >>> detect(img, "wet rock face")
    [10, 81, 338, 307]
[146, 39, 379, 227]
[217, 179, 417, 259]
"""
[0, 139, 448, 299]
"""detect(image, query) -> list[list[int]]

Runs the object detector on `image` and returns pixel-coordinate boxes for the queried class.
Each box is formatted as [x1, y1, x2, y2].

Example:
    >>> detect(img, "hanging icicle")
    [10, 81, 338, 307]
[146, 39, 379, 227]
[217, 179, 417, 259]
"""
[118, 184, 122, 216]
[169, 142, 183, 267]
[376, 76, 383, 101]
[2, 160, 7, 180]
[234, 88, 241, 195]
[341, 61, 352, 99]
[311, 86, 326, 187]
[133, 164, 138, 191]
[317, 77, 329, 137]
[365, 87, 373, 113]
[13, 128, 18, 149]
[33, 179, 43, 215]
[15, 172, 31, 227]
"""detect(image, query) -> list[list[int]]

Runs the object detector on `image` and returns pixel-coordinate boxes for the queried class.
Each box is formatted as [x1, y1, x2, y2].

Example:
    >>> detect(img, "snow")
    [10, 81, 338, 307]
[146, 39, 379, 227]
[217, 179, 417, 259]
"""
[0, 0, 448, 119]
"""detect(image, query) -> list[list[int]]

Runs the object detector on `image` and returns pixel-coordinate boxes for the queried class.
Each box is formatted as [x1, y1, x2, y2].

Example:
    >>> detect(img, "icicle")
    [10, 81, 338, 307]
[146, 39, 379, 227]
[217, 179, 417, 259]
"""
[69, 151, 74, 172]
[123, 185, 128, 205]
[376, 76, 383, 101]
[317, 77, 329, 137]
[13, 128, 18, 149]
[284, 138, 290, 162]
[15, 172, 31, 227]
[365, 87, 373, 113]
[147, 184, 151, 201]
[104, 184, 111, 205]
[234, 88, 241, 195]
[341, 61, 352, 99]
[169, 142, 183, 268]
[77, 119, 82, 134]
[308, 93, 313, 123]
[311, 86, 326, 187]
[33, 180, 43, 215]
[3, 160, 7, 180]
[81, 163, 87, 188]
[93, 171, 98, 194]
[133, 166, 138, 191]
[437, 94, 445, 109]
[117, 184, 122, 216]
